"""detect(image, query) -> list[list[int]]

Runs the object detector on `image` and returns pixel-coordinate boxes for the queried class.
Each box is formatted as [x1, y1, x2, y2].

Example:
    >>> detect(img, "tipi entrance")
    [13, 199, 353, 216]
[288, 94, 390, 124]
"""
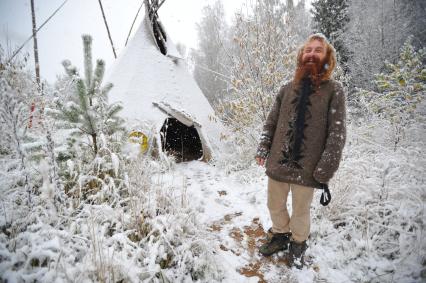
[160, 118, 203, 162]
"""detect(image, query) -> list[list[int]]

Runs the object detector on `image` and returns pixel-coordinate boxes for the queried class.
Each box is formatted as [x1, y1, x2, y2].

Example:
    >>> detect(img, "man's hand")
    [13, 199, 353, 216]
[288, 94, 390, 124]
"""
[255, 157, 265, 166]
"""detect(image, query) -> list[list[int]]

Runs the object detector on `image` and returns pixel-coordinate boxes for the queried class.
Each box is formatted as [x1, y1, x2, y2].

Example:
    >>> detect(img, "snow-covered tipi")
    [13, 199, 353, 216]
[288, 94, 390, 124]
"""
[106, 0, 226, 162]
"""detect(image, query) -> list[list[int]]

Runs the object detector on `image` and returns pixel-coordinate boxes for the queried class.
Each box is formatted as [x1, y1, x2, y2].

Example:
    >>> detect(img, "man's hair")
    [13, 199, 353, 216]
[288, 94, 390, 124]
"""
[295, 33, 337, 82]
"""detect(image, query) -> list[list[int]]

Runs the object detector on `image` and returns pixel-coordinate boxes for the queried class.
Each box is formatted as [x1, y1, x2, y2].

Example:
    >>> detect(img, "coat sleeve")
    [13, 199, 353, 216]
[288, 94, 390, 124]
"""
[255, 86, 285, 159]
[313, 82, 347, 184]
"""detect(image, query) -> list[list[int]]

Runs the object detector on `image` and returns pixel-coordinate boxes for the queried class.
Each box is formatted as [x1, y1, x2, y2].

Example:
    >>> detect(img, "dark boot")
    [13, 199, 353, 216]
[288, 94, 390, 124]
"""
[287, 240, 308, 269]
[259, 230, 291, 256]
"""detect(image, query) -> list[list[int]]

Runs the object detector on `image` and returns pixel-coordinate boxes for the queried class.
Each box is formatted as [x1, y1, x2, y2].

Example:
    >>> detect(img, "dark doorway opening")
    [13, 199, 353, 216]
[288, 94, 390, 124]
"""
[160, 118, 203, 162]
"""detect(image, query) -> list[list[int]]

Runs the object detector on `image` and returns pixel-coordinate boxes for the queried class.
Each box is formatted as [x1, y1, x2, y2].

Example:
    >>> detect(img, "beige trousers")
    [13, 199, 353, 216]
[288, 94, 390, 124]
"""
[267, 177, 314, 242]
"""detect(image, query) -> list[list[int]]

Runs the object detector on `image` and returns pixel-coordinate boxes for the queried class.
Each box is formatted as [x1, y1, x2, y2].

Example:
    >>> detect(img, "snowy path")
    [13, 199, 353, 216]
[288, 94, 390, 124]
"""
[164, 161, 316, 283]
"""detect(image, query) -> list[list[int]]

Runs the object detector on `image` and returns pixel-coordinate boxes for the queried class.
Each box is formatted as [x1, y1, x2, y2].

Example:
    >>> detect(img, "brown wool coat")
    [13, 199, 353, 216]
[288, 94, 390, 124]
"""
[256, 79, 346, 188]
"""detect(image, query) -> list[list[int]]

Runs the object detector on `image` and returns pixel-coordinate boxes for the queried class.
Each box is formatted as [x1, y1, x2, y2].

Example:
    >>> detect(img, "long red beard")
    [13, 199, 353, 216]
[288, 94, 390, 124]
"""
[293, 58, 324, 88]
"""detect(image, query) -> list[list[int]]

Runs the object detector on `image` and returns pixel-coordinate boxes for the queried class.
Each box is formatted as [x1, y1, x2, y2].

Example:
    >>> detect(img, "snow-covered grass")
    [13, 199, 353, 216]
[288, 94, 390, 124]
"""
[307, 121, 425, 282]
[199, 117, 425, 282]
[0, 151, 225, 282]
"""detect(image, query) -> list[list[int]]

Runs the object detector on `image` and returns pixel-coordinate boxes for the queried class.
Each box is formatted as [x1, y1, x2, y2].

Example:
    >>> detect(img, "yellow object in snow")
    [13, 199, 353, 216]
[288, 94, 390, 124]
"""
[129, 131, 148, 153]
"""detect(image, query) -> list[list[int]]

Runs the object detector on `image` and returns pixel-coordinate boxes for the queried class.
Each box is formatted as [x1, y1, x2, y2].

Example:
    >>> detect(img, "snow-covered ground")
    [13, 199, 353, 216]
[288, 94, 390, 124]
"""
[162, 140, 425, 283]
[166, 161, 317, 283]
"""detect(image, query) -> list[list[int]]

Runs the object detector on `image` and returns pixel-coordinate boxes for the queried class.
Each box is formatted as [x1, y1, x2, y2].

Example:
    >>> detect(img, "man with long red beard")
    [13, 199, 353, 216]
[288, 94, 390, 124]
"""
[255, 34, 346, 269]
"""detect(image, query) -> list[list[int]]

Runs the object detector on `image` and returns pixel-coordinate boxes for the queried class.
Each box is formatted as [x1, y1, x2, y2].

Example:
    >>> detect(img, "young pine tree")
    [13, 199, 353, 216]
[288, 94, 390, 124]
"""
[55, 35, 124, 156]
[51, 35, 126, 201]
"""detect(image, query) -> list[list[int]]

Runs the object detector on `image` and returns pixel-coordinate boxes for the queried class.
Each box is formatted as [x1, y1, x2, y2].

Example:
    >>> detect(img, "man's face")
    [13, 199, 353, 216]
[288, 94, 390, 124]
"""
[302, 40, 326, 66]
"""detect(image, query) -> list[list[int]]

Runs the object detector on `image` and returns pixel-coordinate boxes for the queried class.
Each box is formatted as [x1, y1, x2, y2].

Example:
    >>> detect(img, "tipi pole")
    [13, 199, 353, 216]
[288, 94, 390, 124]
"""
[156, 0, 166, 11]
[125, 1, 144, 46]
[97, 0, 117, 58]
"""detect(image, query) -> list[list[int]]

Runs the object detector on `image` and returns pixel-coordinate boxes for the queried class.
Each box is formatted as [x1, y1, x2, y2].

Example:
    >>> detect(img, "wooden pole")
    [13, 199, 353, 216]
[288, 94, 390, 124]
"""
[30, 0, 40, 85]
[98, 0, 117, 58]
[29, 0, 39, 128]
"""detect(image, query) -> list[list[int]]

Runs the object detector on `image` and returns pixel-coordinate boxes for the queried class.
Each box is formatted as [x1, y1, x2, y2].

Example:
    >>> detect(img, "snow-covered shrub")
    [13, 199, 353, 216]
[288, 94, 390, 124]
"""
[308, 119, 425, 282]
[359, 39, 425, 150]
[0, 154, 223, 282]
[0, 48, 49, 204]
[0, 47, 68, 281]
[0, 86, 32, 194]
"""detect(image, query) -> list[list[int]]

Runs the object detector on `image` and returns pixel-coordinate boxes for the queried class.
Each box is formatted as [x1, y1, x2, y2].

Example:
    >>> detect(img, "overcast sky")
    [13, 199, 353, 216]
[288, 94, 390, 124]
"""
[0, 0, 309, 83]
